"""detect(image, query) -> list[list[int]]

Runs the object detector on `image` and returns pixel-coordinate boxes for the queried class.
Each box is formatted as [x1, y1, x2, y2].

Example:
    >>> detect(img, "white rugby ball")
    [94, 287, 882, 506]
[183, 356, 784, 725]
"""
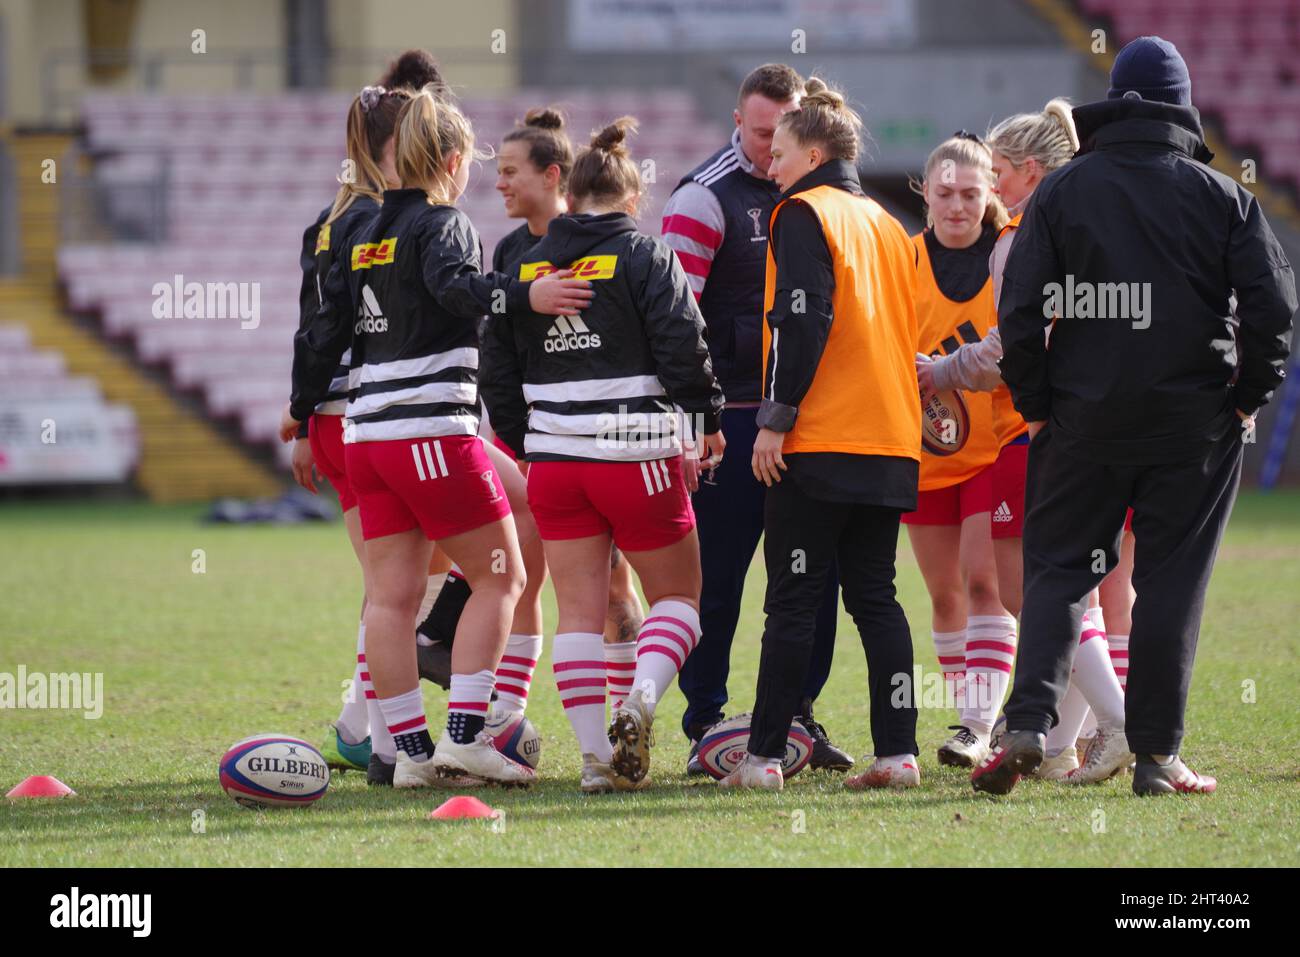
[697, 713, 815, 781]
[485, 709, 542, 769]
[219, 734, 330, 809]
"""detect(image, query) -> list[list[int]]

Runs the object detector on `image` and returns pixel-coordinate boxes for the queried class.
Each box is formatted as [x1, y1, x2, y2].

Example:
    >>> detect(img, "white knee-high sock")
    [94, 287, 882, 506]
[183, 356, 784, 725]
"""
[604, 640, 636, 711]
[1107, 633, 1129, 692]
[358, 622, 395, 762]
[494, 633, 543, 714]
[961, 615, 1017, 736]
[335, 620, 370, 744]
[932, 629, 966, 713]
[631, 600, 701, 717]
[553, 632, 610, 761]
[1072, 609, 1125, 729]
[1047, 681, 1092, 753]
[378, 687, 431, 761]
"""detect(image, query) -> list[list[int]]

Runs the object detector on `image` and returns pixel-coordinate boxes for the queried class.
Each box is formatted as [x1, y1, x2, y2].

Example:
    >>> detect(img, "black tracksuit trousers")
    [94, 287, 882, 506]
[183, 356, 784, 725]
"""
[1005, 422, 1244, 755]
[749, 477, 919, 759]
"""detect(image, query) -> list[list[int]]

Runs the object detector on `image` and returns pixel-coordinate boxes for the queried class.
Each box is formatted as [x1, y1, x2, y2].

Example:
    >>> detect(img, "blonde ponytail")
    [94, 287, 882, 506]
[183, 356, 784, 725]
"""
[987, 97, 1079, 174]
[394, 85, 489, 205]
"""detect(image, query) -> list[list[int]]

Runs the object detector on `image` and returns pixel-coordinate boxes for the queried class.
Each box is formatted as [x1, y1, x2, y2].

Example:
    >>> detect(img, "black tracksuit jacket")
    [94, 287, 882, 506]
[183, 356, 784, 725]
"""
[480, 211, 723, 462]
[999, 97, 1296, 464]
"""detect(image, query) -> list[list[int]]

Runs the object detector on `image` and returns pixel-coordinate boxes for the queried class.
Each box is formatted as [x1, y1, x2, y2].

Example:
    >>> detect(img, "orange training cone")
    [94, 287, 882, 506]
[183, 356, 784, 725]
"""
[7, 775, 75, 798]
[428, 795, 498, 820]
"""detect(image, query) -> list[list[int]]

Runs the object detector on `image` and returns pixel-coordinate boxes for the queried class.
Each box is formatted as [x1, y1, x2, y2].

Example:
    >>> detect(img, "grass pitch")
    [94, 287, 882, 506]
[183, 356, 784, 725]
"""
[2, 492, 1298, 867]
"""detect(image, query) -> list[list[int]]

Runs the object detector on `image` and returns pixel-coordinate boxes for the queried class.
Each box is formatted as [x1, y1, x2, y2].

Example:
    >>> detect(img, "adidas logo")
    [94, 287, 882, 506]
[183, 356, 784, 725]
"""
[544, 315, 601, 353]
[993, 500, 1014, 523]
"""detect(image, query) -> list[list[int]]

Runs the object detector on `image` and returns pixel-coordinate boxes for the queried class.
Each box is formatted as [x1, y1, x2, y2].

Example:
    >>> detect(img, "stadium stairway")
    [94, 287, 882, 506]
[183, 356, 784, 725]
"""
[1, 130, 280, 502]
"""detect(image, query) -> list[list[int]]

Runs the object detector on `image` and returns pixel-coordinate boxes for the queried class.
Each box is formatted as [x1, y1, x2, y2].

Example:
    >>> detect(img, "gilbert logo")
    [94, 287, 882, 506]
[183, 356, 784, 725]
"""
[544, 315, 601, 353]
[993, 501, 1014, 523]
[50, 887, 151, 937]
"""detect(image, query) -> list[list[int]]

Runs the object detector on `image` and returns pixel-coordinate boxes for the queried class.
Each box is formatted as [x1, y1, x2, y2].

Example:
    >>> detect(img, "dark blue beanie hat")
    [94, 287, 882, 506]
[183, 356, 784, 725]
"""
[1108, 36, 1192, 106]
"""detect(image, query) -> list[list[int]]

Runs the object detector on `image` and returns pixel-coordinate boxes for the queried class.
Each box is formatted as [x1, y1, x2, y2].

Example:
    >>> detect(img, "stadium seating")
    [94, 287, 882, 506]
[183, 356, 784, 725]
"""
[0, 323, 139, 483]
[1076, 0, 1300, 194]
[60, 91, 725, 470]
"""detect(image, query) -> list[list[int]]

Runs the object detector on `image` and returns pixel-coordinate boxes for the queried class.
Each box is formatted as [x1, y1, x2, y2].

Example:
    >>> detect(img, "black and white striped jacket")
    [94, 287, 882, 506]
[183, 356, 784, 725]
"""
[480, 212, 724, 463]
[290, 189, 529, 441]
[296, 198, 377, 417]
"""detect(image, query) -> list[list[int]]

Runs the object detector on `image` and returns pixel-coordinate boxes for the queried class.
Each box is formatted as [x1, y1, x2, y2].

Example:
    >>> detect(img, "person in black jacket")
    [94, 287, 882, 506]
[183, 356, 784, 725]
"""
[973, 36, 1297, 797]
[290, 51, 444, 787]
[481, 117, 725, 793]
[281, 86, 591, 790]
[721, 80, 922, 791]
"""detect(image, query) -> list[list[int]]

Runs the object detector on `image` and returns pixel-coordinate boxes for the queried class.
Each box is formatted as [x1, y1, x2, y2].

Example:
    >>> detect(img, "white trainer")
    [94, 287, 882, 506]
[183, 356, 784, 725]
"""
[393, 751, 441, 789]
[718, 754, 784, 790]
[580, 753, 638, 793]
[937, 725, 990, 767]
[608, 688, 655, 788]
[430, 728, 535, 787]
[1065, 727, 1134, 784]
[1034, 746, 1079, 780]
[845, 754, 921, 789]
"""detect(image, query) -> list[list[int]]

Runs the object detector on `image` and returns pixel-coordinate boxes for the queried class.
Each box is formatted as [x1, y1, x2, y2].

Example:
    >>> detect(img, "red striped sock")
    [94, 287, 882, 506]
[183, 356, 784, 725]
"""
[357, 623, 394, 761]
[604, 641, 636, 711]
[447, 669, 493, 744]
[932, 629, 966, 711]
[495, 634, 543, 714]
[554, 632, 609, 760]
[377, 687, 431, 761]
[335, 620, 369, 744]
[1107, 633, 1129, 692]
[631, 600, 700, 717]
[961, 615, 1017, 736]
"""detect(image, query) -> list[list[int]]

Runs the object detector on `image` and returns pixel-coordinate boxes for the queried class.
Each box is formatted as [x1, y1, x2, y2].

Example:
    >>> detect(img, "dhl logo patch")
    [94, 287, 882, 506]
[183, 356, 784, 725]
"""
[520, 254, 617, 281]
[315, 224, 331, 254]
[351, 238, 398, 270]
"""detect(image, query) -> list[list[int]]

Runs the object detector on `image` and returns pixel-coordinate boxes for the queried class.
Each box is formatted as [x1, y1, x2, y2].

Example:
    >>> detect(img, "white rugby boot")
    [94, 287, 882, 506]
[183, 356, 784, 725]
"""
[937, 725, 990, 767]
[845, 754, 921, 790]
[1064, 726, 1134, 784]
[608, 687, 655, 788]
[718, 754, 784, 791]
[430, 729, 535, 787]
[1033, 745, 1079, 780]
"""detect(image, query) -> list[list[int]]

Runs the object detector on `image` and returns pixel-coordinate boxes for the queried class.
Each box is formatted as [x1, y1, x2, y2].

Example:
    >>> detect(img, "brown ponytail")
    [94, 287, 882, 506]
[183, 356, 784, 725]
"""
[326, 86, 411, 226]
[568, 116, 643, 208]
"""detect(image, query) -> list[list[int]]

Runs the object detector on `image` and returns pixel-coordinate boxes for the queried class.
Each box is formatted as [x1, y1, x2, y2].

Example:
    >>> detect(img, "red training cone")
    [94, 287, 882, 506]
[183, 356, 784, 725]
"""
[428, 795, 498, 820]
[7, 775, 75, 798]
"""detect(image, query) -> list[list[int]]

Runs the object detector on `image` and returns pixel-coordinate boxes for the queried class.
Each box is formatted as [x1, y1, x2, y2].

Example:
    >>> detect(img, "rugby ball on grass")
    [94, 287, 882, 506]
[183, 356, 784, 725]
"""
[921, 388, 970, 456]
[219, 734, 330, 809]
[697, 713, 814, 781]
[486, 710, 542, 770]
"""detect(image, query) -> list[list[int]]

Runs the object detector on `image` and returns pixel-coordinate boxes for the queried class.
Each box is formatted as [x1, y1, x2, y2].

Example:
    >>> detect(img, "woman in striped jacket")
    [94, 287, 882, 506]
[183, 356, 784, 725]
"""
[481, 118, 725, 793]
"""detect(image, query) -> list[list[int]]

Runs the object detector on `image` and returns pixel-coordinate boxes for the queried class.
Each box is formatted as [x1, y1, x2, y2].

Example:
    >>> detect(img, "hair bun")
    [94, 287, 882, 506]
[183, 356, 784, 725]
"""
[382, 49, 443, 92]
[524, 107, 566, 131]
[591, 116, 638, 153]
[802, 82, 846, 113]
